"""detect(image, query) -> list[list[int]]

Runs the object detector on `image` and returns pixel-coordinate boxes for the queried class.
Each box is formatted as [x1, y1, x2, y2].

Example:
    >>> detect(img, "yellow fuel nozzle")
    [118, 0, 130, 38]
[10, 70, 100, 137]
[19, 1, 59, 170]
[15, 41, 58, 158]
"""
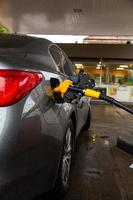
[53, 80, 101, 99]
[83, 89, 101, 99]
[53, 80, 72, 97]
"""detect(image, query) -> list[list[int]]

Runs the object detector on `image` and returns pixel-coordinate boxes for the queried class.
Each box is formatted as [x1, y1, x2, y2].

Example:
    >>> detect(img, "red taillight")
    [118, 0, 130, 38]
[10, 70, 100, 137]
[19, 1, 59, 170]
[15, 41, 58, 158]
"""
[0, 70, 42, 106]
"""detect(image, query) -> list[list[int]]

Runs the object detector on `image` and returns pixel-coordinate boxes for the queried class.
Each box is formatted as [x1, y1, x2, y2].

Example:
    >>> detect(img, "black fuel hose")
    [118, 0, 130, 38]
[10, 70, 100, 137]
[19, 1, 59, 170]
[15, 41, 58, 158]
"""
[99, 94, 133, 115]
[69, 86, 133, 115]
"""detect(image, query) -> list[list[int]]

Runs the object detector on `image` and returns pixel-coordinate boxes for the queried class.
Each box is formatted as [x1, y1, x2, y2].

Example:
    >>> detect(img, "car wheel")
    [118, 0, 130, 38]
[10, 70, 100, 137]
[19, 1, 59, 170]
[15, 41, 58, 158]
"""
[83, 107, 91, 131]
[55, 119, 74, 198]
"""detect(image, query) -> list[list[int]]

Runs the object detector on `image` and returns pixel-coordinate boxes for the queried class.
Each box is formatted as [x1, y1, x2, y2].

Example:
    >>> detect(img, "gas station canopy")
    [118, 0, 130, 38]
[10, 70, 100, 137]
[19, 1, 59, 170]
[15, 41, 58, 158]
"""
[1, 0, 133, 35]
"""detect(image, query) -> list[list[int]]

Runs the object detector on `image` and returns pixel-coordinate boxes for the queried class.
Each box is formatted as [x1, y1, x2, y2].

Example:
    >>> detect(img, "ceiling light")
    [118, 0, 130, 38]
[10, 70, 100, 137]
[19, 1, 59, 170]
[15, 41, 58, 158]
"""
[99, 61, 102, 65]
[76, 66, 82, 69]
[96, 66, 100, 70]
[75, 63, 83, 67]
[117, 68, 124, 70]
[75, 64, 84, 68]
[119, 65, 128, 68]
[97, 64, 101, 67]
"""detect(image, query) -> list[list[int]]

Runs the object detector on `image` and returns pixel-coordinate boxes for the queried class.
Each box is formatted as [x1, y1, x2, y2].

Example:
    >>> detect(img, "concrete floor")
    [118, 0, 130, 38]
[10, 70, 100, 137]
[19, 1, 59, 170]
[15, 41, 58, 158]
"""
[38, 104, 133, 200]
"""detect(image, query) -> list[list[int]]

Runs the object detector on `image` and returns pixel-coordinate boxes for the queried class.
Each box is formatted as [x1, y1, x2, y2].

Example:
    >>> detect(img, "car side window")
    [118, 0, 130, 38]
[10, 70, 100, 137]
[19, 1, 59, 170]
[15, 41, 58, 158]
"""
[49, 45, 75, 76]
[49, 45, 65, 74]
[63, 58, 75, 76]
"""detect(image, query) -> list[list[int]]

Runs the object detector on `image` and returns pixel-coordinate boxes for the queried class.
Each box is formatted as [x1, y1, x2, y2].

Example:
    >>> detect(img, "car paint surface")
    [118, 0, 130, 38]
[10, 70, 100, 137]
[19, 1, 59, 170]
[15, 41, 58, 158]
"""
[0, 34, 90, 200]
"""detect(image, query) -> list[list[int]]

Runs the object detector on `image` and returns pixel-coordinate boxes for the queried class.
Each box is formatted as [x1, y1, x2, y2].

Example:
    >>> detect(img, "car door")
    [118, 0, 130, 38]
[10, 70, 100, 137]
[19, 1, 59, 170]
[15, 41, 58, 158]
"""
[18, 45, 70, 196]
[61, 52, 90, 135]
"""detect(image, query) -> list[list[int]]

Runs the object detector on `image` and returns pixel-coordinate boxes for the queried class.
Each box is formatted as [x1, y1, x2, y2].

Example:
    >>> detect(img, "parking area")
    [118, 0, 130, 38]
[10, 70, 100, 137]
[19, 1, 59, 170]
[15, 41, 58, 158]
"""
[65, 104, 133, 200]
[37, 104, 133, 200]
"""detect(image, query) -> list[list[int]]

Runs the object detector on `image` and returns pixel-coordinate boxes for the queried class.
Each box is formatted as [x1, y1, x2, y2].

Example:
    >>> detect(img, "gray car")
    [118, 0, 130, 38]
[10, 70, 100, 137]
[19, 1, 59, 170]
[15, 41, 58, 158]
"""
[0, 34, 91, 200]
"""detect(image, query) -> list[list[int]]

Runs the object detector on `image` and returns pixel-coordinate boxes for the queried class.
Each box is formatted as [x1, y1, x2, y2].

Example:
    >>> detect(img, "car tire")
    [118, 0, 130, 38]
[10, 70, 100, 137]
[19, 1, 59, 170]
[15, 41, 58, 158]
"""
[82, 107, 91, 131]
[55, 119, 74, 199]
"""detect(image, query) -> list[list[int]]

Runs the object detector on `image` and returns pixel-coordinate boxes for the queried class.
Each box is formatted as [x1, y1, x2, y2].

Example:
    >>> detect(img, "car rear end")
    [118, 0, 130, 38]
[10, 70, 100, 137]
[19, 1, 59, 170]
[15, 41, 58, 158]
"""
[0, 34, 66, 199]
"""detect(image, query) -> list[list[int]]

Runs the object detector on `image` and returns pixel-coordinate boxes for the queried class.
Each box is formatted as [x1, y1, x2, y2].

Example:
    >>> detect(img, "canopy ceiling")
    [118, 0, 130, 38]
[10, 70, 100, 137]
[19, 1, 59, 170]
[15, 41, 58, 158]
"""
[0, 0, 133, 35]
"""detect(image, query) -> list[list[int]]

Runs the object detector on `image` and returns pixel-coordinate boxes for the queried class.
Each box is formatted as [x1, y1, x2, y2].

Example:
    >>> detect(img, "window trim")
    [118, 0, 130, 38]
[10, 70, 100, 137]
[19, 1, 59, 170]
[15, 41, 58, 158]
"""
[48, 44, 69, 76]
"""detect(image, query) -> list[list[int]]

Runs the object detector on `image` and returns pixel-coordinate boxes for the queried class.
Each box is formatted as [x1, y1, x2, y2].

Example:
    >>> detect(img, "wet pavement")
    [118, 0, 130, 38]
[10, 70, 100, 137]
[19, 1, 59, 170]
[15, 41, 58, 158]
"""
[36, 104, 133, 200]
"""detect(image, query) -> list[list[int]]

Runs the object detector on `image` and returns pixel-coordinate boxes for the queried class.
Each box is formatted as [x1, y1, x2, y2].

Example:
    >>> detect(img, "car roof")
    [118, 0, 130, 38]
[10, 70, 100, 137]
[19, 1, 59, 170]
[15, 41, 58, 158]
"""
[0, 33, 54, 58]
[0, 33, 52, 48]
[0, 34, 58, 72]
